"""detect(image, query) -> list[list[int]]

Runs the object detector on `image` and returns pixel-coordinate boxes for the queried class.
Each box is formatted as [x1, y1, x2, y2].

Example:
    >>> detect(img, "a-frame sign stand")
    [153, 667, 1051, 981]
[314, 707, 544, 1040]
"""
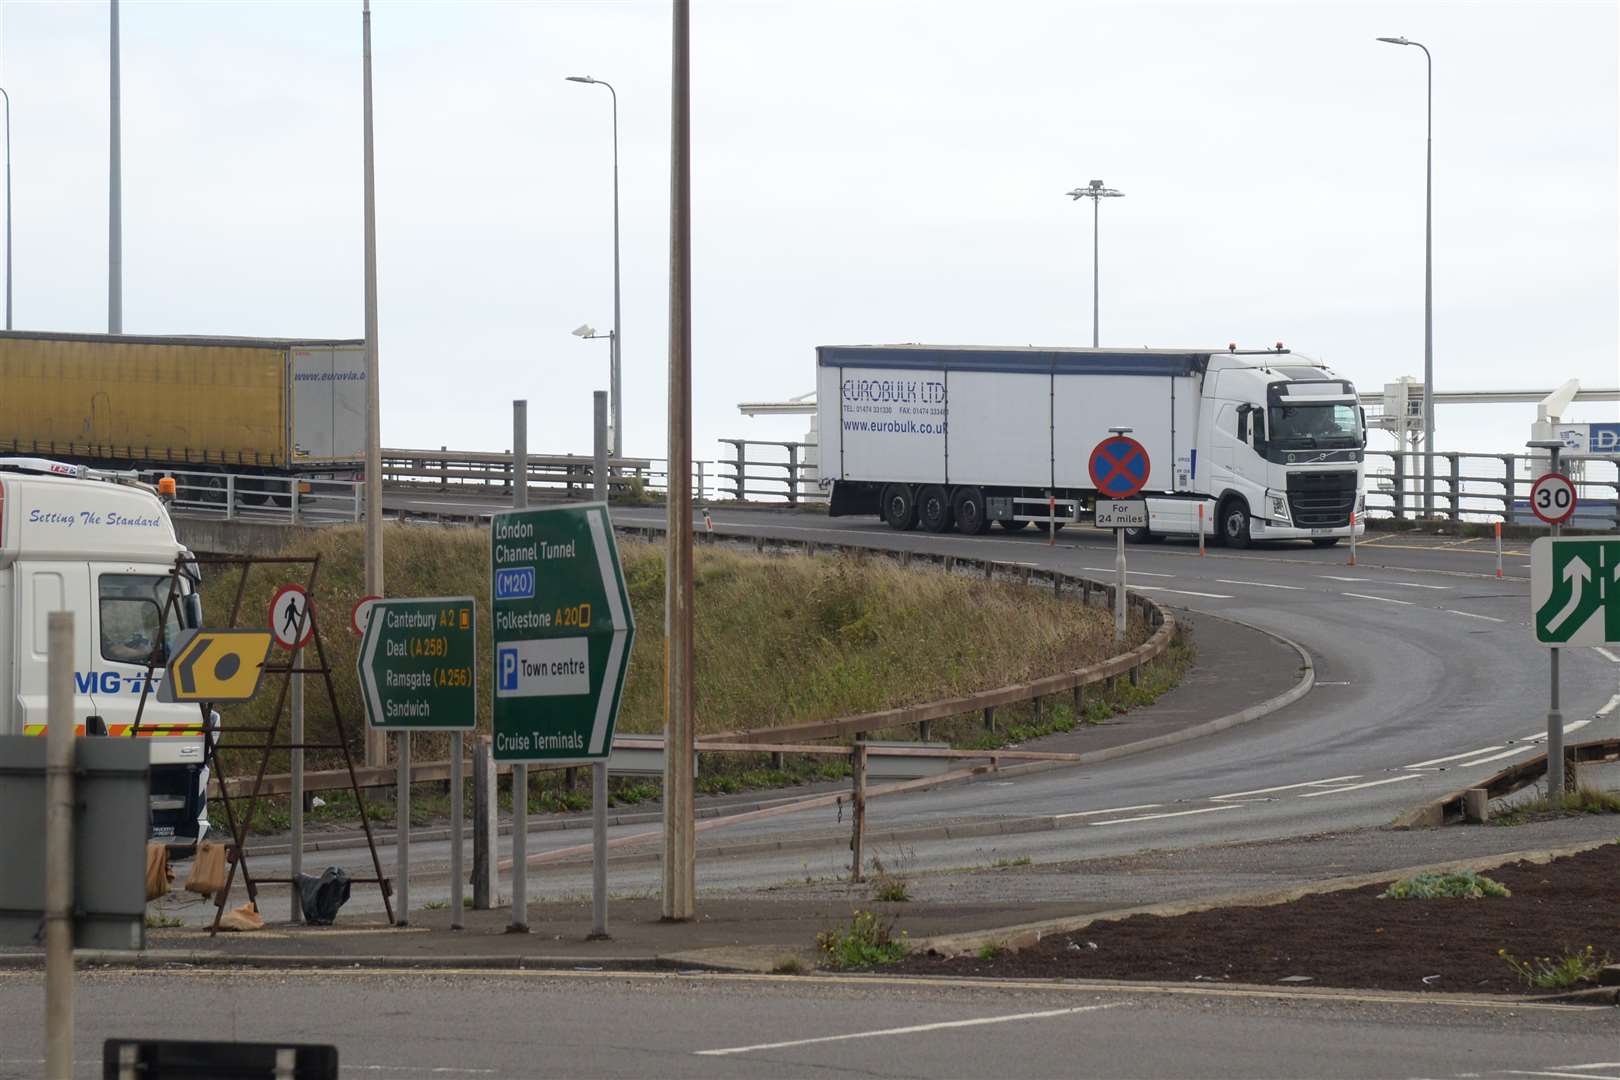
[133, 553, 394, 933]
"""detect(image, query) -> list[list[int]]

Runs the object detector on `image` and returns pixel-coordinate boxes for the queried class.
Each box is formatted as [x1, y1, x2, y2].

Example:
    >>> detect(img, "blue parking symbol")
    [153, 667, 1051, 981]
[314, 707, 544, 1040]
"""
[498, 647, 519, 691]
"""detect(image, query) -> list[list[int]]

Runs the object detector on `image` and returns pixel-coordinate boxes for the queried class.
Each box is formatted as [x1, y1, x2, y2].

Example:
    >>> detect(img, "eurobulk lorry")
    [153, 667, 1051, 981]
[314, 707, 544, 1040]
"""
[0, 330, 366, 496]
[1, 457, 210, 843]
[816, 344, 1366, 546]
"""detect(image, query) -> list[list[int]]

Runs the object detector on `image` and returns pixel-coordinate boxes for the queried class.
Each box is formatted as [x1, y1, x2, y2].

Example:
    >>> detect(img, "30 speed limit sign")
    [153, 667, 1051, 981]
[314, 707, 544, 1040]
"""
[1530, 472, 1577, 525]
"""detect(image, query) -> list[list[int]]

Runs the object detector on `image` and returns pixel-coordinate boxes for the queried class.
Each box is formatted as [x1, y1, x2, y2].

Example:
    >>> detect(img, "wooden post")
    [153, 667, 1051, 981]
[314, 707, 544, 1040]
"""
[983, 706, 995, 732]
[1130, 665, 1141, 688]
[1072, 684, 1084, 718]
[918, 719, 932, 742]
[850, 743, 867, 883]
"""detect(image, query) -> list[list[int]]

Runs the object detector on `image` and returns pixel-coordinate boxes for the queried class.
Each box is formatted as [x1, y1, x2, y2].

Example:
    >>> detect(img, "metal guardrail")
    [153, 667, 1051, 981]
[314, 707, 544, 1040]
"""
[380, 447, 718, 503]
[717, 439, 824, 504]
[144, 469, 362, 525]
[1366, 450, 1620, 528]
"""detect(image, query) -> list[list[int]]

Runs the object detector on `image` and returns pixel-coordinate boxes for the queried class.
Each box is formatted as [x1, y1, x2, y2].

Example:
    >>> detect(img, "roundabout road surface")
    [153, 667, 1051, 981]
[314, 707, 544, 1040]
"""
[244, 495, 1620, 911]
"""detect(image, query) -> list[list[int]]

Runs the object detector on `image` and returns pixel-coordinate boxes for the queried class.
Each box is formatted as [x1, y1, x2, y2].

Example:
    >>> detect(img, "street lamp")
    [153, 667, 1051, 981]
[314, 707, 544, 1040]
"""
[1377, 34, 1435, 519]
[1067, 179, 1125, 348]
[565, 75, 623, 460]
[572, 323, 616, 451]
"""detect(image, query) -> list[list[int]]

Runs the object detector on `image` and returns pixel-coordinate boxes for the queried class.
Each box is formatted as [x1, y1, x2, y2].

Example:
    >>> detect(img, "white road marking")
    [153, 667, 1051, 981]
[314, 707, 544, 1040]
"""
[1596, 647, 1620, 664]
[1215, 579, 1307, 591]
[1405, 746, 1509, 769]
[1342, 591, 1416, 606]
[1446, 609, 1505, 623]
[1318, 575, 1365, 582]
[1210, 776, 1360, 801]
[1598, 693, 1620, 718]
[1501, 1072, 1620, 1080]
[1133, 586, 1236, 599]
[695, 1002, 1126, 1056]
[1381, 581, 1453, 590]
[1053, 804, 1162, 820]
[1080, 566, 1175, 578]
[1451, 745, 1539, 768]
[1088, 805, 1245, 826]
[1545, 1066, 1620, 1073]
[1297, 775, 1422, 798]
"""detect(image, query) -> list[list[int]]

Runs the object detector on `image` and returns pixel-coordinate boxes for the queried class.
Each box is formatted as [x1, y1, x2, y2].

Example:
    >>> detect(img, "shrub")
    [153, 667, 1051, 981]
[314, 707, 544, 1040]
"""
[816, 910, 909, 969]
[1499, 945, 1611, 989]
[1378, 871, 1511, 900]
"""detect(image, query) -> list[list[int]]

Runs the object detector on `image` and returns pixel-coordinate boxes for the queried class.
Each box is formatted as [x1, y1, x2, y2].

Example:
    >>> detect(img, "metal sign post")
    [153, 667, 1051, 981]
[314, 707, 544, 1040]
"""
[46, 612, 74, 1080]
[491, 500, 635, 935]
[1090, 429, 1150, 645]
[1528, 441, 1579, 794]
[358, 596, 477, 929]
[511, 400, 529, 934]
[590, 391, 611, 940]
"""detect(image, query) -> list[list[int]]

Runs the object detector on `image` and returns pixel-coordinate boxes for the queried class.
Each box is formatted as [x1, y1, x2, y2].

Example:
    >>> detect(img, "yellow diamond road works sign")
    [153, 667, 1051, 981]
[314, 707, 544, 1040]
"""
[158, 629, 274, 703]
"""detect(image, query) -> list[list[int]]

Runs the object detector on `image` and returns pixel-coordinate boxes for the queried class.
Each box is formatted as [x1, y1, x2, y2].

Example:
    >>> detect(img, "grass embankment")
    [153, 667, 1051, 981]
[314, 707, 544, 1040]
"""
[205, 524, 1170, 829]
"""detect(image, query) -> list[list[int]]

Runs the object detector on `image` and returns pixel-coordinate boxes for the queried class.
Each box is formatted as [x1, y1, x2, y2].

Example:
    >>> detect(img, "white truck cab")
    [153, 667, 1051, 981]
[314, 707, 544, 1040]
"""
[0, 457, 210, 844]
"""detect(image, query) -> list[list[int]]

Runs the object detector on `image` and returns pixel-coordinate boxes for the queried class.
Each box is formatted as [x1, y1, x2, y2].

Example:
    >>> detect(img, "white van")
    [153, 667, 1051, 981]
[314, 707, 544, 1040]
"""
[0, 458, 210, 844]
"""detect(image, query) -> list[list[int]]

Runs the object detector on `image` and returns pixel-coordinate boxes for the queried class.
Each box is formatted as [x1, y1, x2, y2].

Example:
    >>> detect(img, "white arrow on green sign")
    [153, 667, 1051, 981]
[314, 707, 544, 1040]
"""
[358, 597, 478, 729]
[1530, 537, 1620, 646]
[490, 503, 635, 762]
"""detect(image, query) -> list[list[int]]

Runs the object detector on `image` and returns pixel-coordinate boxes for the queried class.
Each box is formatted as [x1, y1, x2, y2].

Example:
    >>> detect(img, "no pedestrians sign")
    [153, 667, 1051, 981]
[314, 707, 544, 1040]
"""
[490, 503, 635, 762]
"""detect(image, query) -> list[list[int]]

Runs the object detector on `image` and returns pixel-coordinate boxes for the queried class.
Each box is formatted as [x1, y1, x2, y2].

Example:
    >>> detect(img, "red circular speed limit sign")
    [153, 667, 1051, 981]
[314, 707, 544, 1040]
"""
[1530, 472, 1577, 525]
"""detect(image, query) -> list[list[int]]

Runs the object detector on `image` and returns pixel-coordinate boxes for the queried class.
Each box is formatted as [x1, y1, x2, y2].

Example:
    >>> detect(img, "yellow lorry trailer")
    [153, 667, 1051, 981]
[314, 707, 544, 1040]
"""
[0, 330, 366, 484]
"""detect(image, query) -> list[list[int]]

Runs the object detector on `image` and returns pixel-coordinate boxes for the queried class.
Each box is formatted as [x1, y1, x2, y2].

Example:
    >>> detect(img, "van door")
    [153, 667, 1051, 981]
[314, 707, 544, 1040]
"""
[14, 563, 98, 733]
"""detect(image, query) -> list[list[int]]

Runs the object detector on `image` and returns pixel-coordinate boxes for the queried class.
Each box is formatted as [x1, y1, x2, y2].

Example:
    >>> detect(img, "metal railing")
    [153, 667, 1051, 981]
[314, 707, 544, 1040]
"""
[717, 439, 824, 504]
[1365, 451, 1620, 528]
[381, 447, 716, 503]
[144, 469, 362, 525]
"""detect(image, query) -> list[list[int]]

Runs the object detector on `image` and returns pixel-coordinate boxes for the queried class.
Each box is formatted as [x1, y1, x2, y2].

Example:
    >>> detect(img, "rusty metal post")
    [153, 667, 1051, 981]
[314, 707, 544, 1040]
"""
[850, 743, 867, 882]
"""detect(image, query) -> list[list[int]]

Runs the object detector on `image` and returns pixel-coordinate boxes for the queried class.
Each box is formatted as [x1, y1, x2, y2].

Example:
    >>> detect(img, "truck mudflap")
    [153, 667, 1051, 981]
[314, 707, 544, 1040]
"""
[829, 480, 879, 517]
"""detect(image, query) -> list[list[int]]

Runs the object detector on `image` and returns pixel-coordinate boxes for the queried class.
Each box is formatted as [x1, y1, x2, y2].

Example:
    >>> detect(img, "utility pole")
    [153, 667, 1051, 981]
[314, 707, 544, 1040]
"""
[362, 0, 386, 767]
[662, 0, 696, 922]
[509, 400, 530, 934]
[2, 86, 12, 330]
[108, 0, 122, 333]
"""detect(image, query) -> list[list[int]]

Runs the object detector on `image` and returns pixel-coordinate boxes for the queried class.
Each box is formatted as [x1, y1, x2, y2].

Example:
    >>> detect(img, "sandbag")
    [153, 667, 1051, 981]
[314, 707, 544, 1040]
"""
[145, 842, 173, 902]
[184, 841, 228, 899]
[295, 867, 352, 926]
[217, 902, 264, 932]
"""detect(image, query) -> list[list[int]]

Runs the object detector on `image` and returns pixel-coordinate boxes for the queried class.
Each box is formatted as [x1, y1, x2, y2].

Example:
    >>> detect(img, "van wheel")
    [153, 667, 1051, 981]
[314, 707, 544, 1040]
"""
[952, 487, 991, 534]
[918, 485, 954, 533]
[997, 518, 1030, 531]
[1310, 537, 1340, 548]
[1123, 525, 1152, 544]
[1220, 498, 1253, 549]
[881, 484, 918, 531]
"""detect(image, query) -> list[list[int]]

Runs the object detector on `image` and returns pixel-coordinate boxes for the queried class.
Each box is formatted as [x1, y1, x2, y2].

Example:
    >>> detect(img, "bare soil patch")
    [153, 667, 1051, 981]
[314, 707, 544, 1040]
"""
[891, 844, 1619, 995]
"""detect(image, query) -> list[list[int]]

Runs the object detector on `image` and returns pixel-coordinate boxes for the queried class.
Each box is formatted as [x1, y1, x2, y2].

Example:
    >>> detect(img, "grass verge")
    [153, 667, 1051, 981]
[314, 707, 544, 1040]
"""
[1490, 785, 1620, 826]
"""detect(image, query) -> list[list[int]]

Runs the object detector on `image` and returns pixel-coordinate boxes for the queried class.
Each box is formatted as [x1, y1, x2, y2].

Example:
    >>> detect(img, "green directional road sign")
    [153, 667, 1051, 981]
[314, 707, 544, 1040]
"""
[490, 503, 635, 762]
[1530, 537, 1620, 647]
[358, 597, 477, 729]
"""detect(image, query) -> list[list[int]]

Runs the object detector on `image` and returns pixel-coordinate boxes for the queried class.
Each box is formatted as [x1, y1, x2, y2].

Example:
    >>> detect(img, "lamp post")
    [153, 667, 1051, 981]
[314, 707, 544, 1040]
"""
[572, 323, 616, 452]
[1066, 180, 1124, 347]
[565, 75, 623, 460]
[1, 85, 10, 329]
[1377, 35, 1434, 519]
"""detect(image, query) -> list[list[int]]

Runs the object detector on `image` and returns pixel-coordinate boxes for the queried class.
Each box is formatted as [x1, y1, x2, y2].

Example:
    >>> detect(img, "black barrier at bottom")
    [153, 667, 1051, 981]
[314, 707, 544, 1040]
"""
[103, 1039, 338, 1079]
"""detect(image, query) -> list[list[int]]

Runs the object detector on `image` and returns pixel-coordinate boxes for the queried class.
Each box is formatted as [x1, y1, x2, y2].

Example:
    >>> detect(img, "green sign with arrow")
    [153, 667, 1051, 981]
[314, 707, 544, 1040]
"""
[358, 597, 478, 729]
[490, 503, 634, 762]
[1530, 537, 1620, 646]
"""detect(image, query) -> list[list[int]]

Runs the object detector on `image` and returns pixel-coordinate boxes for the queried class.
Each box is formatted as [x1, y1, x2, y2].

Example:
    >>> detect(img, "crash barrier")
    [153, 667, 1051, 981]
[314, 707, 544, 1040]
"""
[380, 447, 715, 503]
[141, 468, 363, 526]
[218, 528, 1178, 831]
[1365, 450, 1620, 528]
[1394, 736, 1620, 828]
[716, 439, 825, 504]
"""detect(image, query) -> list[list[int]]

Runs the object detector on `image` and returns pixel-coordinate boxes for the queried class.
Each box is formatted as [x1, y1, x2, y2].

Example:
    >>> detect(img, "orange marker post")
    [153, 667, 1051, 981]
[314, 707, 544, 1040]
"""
[1198, 503, 1206, 556]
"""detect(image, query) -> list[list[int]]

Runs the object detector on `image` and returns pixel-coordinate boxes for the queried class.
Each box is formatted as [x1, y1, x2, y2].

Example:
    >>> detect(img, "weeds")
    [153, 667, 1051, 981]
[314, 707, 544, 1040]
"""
[816, 910, 909, 969]
[144, 911, 183, 929]
[771, 953, 806, 975]
[990, 855, 1032, 869]
[977, 942, 1008, 962]
[1491, 786, 1620, 827]
[868, 851, 913, 902]
[1379, 871, 1511, 899]
[1499, 945, 1611, 989]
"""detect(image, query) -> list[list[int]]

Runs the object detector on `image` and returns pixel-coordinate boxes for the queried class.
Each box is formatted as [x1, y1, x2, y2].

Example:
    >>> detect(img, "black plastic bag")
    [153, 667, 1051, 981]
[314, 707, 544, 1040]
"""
[295, 867, 352, 926]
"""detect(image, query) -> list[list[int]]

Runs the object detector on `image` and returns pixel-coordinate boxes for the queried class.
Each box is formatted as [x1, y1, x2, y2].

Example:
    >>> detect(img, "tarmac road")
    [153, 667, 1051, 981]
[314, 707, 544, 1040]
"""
[220, 498, 1620, 918]
[2, 968, 1615, 1079]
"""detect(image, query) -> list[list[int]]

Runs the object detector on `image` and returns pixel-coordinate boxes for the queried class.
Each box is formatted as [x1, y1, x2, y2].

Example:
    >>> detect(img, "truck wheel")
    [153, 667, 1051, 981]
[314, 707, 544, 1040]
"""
[881, 484, 918, 531]
[1310, 537, 1340, 548]
[1219, 498, 1253, 549]
[918, 485, 954, 533]
[952, 487, 991, 534]
[1123, 525, 1152, 544]
[997, 518, 1030, 532]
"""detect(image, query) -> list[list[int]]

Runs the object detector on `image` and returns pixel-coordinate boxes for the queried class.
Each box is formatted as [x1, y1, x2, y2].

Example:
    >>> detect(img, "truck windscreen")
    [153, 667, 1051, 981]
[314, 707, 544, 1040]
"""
[1268, 403, 1362, 448]
[98, 574, 192, 665]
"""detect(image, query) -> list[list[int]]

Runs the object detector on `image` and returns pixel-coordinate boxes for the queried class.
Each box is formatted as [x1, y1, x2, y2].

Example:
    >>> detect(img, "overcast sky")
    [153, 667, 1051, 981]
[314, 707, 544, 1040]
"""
[3, 0, 1615, 474]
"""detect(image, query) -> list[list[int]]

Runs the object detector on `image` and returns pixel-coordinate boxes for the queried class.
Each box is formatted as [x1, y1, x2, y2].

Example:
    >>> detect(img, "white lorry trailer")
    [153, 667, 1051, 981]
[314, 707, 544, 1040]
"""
[1, 457, 210, 843]
[816, 344, 1366, 547]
